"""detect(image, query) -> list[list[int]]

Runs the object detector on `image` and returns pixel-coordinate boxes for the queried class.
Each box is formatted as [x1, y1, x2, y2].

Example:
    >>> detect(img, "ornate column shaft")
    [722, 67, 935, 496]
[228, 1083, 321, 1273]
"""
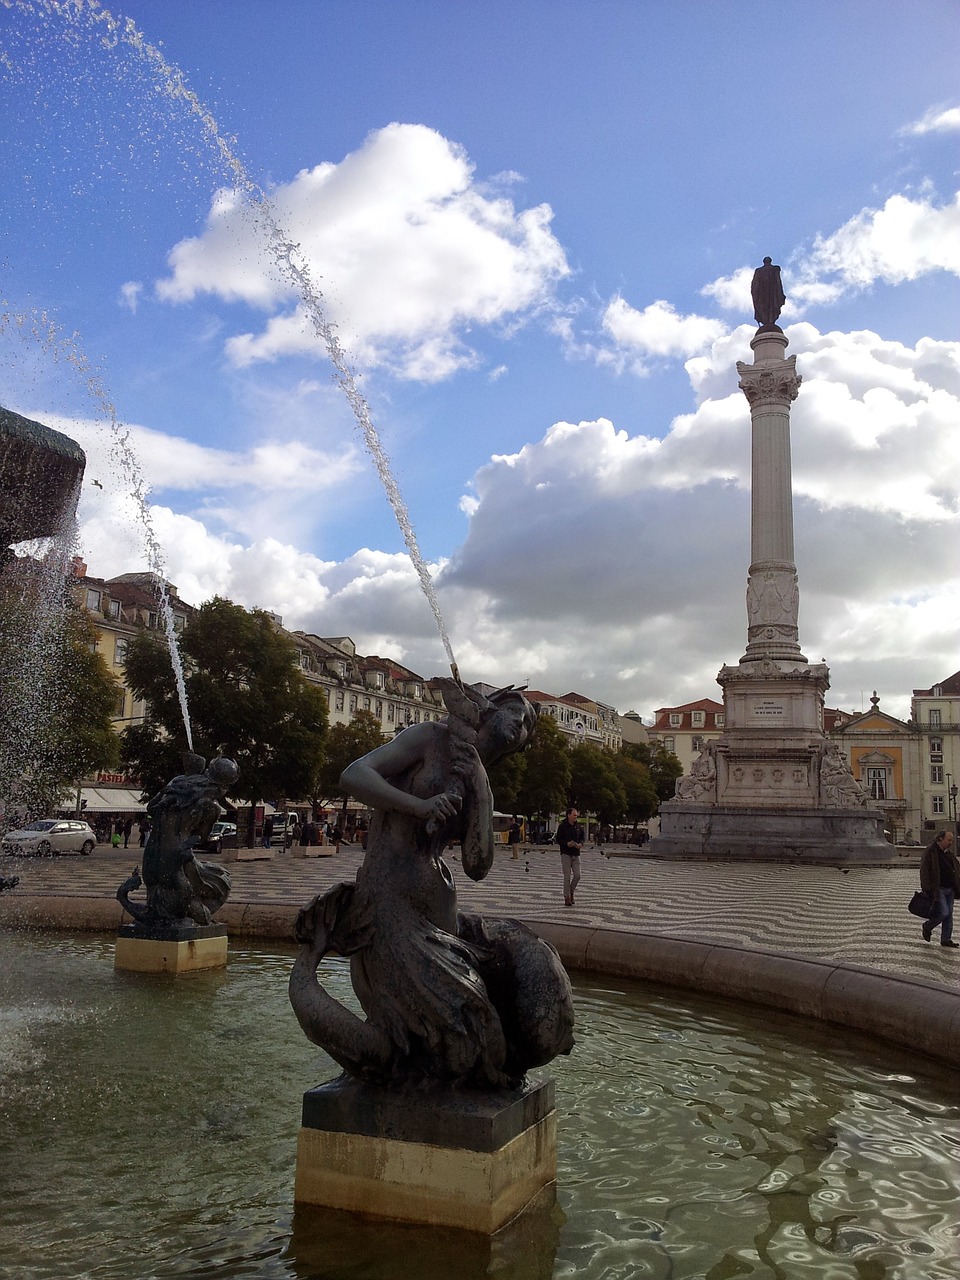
[736, 331, 804, 663]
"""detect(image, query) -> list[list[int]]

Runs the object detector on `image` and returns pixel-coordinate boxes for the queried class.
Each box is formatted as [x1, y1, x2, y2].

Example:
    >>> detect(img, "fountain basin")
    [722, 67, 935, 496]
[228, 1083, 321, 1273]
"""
[1, 930, 958, 1278]
[0, 405, 86, 550]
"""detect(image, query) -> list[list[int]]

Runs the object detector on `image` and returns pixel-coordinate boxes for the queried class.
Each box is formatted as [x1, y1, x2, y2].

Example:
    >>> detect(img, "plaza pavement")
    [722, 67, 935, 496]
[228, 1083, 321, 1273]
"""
[2, 840, 959, 1067]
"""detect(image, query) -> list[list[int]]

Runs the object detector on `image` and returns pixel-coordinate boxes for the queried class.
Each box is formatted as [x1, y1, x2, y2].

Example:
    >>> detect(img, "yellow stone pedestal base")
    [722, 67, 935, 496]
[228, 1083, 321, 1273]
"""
[114, 933, 228, 974]
[294, 1112, 556, 1233]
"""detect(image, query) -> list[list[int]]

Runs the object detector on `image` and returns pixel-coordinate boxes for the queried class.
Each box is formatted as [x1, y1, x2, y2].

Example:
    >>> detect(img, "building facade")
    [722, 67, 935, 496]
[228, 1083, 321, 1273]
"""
[829, 694, 923, 844]
[911, 671, 960, 837]
[649, 699, 725, 775]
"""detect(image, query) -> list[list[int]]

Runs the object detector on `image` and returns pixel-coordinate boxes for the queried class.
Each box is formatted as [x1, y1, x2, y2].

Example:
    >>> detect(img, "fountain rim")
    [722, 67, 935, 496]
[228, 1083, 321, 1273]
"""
[1, 895, 957, 1075]
[0, 405, 87, 468]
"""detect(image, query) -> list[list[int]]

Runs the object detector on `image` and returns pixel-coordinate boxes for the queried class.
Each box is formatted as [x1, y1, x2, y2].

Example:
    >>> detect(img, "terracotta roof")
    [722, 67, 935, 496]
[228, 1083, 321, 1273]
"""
[913, 670, 960, 697]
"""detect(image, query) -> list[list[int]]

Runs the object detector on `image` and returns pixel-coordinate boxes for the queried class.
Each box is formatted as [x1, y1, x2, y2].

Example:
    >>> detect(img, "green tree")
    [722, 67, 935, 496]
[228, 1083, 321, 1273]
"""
[0, 591, 122, 819]
[516, 714, 571, 826]
[611, 751, 659, 834]
[487, 749, 526, 817]
[120, 598, 328, 833]
[622, 741, 684, 806]
[314, 709, 386, 824]
[568, 742, 627, 827]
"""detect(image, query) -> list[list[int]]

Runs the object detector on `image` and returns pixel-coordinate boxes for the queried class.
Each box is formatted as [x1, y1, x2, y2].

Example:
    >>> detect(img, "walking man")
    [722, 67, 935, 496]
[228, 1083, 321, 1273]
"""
[556, 806, 584, 907]
[920, 830, 959, 947]
[508, 815, 522, 859]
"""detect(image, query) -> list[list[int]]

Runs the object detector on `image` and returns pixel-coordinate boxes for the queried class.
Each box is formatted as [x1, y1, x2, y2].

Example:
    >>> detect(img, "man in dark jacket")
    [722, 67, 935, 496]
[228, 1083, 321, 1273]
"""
[556, 806, 584, 907]
[919, 830, 959, 946]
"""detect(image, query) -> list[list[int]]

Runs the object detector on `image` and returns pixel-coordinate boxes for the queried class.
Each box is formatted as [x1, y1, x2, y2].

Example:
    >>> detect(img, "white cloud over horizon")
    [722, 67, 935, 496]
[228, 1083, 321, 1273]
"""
[60, 318, 960, 723]
[155, 123, 570, 382]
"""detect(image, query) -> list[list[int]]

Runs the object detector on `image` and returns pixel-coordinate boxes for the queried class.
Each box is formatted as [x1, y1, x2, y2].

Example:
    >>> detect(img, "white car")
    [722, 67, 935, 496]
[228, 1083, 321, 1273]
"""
[210, 821, 237, 839]
[1, 819, 97, 857]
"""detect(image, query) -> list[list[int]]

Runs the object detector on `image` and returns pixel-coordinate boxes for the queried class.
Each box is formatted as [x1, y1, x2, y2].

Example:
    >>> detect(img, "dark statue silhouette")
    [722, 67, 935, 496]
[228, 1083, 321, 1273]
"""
[751, 256, 786, 329]
[117, 754, 238, 930]
[289, 680, 575, 1089]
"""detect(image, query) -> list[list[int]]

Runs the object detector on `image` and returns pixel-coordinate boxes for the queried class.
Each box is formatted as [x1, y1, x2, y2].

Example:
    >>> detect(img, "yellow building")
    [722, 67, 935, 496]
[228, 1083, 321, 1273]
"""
[830, 694, 923, 844]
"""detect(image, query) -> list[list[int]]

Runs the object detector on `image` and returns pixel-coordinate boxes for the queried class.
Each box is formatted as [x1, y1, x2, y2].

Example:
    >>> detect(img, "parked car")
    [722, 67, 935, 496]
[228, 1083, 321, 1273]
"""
[198, 820, 237, 856]
[1, 819, 97, 857]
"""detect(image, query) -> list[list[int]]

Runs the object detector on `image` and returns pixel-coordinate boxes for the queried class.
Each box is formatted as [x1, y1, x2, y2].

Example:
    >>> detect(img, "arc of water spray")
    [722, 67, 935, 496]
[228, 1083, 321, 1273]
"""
[0, 304, 195, 750]
[57, 0, 461, 686]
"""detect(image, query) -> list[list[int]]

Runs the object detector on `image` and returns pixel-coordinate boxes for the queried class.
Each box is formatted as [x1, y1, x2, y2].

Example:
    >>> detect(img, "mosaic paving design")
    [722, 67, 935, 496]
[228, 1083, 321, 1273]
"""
[3, 843, 952, 986]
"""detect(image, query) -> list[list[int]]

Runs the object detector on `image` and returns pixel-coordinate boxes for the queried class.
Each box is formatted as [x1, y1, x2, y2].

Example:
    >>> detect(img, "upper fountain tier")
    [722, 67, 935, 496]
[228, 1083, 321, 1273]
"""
[0, 405, 86, 551]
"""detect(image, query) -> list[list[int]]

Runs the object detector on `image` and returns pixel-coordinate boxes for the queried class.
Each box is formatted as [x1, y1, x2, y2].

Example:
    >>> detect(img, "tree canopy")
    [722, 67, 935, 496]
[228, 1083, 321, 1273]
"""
[120, 597, 328, 805]
[0, 584, 121, 820]
[313, 709, 386, 808]
[622, 741, 684, 804]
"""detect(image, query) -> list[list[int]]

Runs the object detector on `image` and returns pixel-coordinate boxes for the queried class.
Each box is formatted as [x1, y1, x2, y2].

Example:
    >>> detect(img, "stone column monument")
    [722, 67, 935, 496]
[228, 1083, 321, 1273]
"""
[650, 260, 891, 862]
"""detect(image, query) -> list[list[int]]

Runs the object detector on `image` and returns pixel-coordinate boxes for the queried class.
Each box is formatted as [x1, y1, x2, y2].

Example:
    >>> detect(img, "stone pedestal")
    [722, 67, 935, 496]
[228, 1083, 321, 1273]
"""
[294, 1075, 557, 1233]
[114, 922, 228, 974]
[652, 803, 891, 862]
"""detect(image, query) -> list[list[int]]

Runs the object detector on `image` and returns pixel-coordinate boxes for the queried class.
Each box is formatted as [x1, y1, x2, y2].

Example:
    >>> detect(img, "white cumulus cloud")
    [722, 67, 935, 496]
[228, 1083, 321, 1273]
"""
[155, 123, 570, 381]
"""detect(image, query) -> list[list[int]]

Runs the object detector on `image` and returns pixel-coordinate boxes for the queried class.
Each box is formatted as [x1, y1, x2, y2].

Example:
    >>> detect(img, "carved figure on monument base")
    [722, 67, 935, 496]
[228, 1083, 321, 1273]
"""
[675, 743, 718, 803]
[819, 742, 867, 807]
[746, 569, 799, 631]
[289, 680, 575, 1091]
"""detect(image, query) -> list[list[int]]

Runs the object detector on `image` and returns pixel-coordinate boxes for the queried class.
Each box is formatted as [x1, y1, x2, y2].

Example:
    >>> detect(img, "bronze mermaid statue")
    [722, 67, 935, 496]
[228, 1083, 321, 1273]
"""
[289, 680, 575, 1090]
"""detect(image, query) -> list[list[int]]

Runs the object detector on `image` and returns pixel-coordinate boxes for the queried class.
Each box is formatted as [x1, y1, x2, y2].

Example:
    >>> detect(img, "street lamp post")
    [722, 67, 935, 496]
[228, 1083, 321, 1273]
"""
[950, 780, 959, 843]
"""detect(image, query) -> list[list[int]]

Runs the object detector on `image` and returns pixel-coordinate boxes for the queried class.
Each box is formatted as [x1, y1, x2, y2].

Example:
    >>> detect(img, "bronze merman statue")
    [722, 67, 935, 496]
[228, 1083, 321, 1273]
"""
[117, 754, 238, 929]
[289, 680, 575, 1090]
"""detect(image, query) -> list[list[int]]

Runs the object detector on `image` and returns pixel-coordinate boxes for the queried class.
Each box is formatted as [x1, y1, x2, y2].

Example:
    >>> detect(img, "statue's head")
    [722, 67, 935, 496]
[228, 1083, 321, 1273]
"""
[205, 757, 240, 792]
[477, 687, 539, 765]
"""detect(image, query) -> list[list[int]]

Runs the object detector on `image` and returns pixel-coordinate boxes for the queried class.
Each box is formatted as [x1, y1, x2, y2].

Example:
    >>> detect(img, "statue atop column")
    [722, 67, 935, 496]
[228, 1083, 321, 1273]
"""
[750, 256, 786, 329]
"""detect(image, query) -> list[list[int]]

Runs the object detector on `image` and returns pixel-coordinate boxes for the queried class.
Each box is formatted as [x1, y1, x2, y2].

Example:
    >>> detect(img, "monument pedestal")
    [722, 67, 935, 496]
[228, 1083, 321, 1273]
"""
[652, 803, 891, 863]
[114, 922, 228, 974]
[294, 1075, 557, 1233]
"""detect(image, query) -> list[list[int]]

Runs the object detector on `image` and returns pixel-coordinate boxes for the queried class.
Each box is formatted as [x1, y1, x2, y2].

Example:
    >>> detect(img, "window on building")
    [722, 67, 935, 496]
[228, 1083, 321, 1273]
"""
[113, 691, 126, 718]
[173, 613, 186, 633]
[107, 599, 121, 619]
[663, 737, 675, 753]
[669, 713, 681, 727]
[933, 795, 945, 814]
[375, 700, 383, 718]
[387, 704, 395, 723]
[691, 711, 705, 727]
[414, 711, 421, 724]
[932, 765, 944, 784]
[85, 588, 101, 611]
[716, 714, 725, 727]
[413, 684, 422, 700]
[147, 611, 158, 629]
[930, 738, 943, 755]
[114, 637, 128, 666]
[865, 767, 887, 800]
[349, 695, 357, 713]
[691, 736, 704, 754]
[363, 696, 370, 710]
[335, 692, 344, 712]
[930, 709, 942, 727]
[373, 671, 384, 689]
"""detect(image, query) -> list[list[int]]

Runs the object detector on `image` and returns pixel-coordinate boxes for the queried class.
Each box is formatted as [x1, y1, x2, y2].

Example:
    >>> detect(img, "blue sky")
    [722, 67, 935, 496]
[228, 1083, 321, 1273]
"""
[2, 0, 959, 720]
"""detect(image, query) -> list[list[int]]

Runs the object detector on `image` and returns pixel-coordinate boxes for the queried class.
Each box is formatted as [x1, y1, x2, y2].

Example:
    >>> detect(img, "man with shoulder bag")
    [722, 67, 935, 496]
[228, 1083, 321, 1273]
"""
[919, 830, 959, 947]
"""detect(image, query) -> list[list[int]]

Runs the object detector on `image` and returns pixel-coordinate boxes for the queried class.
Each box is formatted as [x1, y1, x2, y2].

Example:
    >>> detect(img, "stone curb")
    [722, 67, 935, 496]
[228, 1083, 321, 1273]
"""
[528, 921, 960, 1070]
[4, 894, 958, 1069]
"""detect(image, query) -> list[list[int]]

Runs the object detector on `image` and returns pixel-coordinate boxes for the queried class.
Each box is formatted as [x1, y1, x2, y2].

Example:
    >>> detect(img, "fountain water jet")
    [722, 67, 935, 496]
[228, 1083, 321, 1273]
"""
[0, 304, 195, 751]
[5, 0, 459, 679]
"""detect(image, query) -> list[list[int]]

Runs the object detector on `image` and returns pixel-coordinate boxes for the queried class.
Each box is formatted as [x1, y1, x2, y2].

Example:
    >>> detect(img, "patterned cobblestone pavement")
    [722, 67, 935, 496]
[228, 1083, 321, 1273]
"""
[2, 842, 953, 988]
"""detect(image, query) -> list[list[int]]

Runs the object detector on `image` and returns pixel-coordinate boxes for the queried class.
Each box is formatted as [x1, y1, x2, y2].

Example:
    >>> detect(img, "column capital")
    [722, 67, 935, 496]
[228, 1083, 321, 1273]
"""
[737, 355, 801, 409]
